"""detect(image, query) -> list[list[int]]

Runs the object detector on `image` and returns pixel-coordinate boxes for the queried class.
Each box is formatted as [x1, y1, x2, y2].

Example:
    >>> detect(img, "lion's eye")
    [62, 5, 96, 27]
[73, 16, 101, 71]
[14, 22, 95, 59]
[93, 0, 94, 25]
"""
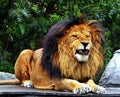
[86, 35, 89, 37]
[72, 35, 78, 38]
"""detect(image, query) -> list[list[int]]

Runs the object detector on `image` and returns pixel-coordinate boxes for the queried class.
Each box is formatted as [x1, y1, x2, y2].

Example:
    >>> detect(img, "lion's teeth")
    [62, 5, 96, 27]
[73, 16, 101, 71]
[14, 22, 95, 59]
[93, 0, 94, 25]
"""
[76, 49, 89, 55]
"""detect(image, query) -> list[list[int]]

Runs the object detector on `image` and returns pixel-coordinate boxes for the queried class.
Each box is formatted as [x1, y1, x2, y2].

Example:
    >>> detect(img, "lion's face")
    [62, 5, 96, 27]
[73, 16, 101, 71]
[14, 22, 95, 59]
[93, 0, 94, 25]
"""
[64, 24, 92, 62]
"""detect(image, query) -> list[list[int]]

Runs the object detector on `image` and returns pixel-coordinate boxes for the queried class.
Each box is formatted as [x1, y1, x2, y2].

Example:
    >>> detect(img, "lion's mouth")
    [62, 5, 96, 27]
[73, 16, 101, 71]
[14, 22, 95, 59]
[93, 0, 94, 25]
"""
[75, 49, 89, 55]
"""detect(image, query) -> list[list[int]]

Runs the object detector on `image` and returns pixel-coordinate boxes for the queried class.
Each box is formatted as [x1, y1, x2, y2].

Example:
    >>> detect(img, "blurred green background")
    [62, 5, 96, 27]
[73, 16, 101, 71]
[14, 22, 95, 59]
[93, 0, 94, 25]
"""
[0, 0, 120, 75]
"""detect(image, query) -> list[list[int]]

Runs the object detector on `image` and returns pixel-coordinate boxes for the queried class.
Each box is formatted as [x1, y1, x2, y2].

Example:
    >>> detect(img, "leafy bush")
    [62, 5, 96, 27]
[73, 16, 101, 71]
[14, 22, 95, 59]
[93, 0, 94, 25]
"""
[0, 0, 120, 74]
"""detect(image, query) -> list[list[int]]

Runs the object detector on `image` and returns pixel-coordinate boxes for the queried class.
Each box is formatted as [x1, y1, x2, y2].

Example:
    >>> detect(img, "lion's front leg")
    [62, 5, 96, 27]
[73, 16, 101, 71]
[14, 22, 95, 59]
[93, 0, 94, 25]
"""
[86, 79, 106, 94]
[61, 79, 91, 94]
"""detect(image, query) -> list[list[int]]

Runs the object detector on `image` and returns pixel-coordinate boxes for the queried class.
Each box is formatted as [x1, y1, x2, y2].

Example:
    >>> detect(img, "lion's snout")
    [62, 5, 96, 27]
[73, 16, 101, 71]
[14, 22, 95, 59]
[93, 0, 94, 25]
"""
[74, 42, 91, 62]
[81, 42, 88, 48]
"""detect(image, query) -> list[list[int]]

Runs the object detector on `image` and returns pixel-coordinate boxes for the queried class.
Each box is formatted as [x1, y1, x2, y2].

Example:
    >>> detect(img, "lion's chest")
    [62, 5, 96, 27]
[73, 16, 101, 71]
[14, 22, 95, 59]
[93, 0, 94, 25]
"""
[60, 63, 95, 81]
[54, 52, 99, 81]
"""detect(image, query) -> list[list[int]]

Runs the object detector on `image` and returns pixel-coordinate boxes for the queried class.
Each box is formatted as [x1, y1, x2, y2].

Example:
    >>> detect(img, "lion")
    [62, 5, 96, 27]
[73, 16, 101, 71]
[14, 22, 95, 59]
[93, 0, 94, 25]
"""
[0, 15, 106, 94]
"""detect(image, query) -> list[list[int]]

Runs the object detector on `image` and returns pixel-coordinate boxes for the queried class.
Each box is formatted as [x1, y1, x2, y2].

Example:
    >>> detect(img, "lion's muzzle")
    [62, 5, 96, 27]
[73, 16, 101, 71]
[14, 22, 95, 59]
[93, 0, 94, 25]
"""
[75, 42, 90, 62]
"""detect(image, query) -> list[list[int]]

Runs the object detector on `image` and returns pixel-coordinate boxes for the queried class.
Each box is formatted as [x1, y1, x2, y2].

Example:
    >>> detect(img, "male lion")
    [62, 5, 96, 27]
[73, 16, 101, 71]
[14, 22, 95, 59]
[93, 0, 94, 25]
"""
[0, 16, 106, 94]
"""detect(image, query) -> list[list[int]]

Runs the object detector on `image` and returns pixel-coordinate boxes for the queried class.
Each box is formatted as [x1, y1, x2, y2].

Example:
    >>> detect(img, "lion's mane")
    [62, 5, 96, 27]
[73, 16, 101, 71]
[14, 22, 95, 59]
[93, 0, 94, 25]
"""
[41, 16, 104, 82]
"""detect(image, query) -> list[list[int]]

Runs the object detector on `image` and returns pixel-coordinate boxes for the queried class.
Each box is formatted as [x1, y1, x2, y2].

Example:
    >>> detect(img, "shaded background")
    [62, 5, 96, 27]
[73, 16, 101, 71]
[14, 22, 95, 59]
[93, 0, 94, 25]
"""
[0, 0, 120, 75]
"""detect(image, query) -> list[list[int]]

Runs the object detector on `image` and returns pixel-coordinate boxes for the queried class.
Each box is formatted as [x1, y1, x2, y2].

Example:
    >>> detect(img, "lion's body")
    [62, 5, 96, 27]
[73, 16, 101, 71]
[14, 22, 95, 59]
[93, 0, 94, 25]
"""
[0, 16, 106, 94]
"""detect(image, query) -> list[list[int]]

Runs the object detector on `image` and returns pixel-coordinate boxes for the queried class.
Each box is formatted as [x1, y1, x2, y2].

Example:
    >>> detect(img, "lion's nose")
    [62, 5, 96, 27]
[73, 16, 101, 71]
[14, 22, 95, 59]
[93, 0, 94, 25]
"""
[81, 42, 88, 48]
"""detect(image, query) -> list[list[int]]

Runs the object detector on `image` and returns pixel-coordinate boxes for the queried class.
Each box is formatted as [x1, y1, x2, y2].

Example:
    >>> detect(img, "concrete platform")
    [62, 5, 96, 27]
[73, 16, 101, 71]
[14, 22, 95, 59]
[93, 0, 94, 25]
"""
[0, 85, 120, 97]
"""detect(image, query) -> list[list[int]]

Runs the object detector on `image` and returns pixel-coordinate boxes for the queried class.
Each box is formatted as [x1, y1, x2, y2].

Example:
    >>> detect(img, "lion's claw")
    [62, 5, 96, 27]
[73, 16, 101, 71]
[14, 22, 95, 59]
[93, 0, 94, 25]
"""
[23, 80, 34, 88]
[92, 85, 106, 94]
[73, 84, 91, 94]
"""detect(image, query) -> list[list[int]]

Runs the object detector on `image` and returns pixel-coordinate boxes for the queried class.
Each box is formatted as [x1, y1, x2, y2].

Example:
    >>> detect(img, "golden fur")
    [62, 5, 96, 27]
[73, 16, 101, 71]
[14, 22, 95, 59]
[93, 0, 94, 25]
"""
[0, 16, 106, 94]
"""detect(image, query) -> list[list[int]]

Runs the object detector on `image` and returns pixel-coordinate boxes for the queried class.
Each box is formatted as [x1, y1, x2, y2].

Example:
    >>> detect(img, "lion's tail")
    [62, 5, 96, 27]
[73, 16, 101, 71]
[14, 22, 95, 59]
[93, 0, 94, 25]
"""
[0, 79, 20, 85]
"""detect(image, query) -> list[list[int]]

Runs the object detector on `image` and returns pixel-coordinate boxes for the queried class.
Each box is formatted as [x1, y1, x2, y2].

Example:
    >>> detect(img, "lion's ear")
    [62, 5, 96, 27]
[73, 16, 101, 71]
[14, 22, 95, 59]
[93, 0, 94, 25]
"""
[84, 20, 97, 26]
[85, 20, 104, 32]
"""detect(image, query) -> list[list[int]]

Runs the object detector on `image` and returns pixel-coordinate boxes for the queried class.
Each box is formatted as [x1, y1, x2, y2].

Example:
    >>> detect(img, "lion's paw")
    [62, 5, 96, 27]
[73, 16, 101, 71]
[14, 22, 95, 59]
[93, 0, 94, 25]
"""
[92, 85, 106, 94]
[73, 83, 91, 94]
[23, 80, 34, 88]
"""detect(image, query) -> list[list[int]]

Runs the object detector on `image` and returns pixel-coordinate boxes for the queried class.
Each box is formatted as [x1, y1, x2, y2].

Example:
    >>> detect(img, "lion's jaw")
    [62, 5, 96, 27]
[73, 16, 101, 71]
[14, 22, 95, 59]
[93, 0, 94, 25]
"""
[75, 44, 90, 62]
[75, 53, 89, 62]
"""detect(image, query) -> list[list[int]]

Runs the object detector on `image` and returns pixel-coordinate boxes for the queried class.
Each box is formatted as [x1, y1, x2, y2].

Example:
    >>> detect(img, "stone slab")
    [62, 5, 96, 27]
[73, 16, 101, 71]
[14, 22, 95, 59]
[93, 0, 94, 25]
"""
[0, 85, 120, 97]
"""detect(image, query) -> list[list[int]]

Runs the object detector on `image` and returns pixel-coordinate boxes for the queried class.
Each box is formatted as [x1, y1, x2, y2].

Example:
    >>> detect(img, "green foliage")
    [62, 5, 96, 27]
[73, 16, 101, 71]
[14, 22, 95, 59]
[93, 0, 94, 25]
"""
[0, 48, 14, 73]
[0, 0, 120, 74]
